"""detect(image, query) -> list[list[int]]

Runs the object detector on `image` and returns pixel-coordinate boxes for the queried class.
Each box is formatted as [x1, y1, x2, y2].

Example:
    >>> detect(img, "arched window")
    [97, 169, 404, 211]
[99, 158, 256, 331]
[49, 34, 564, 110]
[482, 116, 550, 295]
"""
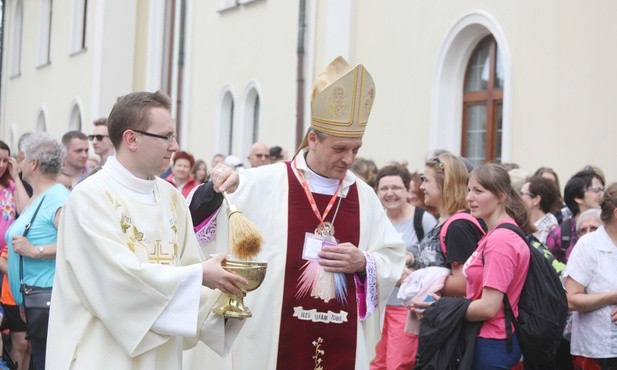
[242, 85, 261, 143]
[218, 90, 235, 155]
[11, 0, 24, 76]
[37, 111, 47, 132]
[69, 104, 82, 131]
[462, 35, 504, 167]
[38, 0, 53, 65]
[70, 0, 88, 53]
[252, 94, 260, 143]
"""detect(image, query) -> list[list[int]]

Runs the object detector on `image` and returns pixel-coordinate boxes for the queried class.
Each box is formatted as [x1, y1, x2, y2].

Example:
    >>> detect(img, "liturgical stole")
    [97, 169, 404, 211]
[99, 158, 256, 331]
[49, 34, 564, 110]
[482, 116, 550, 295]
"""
[276, 162, 360, 369]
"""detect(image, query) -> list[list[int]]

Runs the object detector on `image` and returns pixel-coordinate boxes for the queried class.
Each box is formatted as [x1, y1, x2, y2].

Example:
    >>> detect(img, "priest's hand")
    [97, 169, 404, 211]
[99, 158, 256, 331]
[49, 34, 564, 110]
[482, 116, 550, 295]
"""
[202, 254, 247, 295]
[317, 242, 366, 274]
[210, 165, 239, 193]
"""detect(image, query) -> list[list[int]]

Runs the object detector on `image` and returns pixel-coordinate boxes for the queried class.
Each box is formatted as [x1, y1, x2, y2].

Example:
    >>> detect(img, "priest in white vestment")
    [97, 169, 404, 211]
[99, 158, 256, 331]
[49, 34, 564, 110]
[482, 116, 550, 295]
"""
[184, 57, 405, 370]
[47, 91, 246, 370]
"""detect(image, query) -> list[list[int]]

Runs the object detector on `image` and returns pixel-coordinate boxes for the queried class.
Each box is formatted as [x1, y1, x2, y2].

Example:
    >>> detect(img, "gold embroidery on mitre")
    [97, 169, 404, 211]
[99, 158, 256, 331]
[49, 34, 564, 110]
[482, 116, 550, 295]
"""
[363, 87, 375, 120]
[310, 56, 375, 139]
[328, 86, 346, 118]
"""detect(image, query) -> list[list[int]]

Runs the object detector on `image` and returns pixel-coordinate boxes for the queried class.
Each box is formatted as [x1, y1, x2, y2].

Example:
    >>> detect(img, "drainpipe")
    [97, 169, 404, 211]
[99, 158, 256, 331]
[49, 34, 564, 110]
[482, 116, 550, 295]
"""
[295, 0, 306, 148]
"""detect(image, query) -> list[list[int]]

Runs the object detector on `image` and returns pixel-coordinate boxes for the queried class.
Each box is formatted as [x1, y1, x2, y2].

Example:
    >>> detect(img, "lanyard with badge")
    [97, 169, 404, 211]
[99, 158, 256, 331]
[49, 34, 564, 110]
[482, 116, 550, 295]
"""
[291, 157, 343, 261]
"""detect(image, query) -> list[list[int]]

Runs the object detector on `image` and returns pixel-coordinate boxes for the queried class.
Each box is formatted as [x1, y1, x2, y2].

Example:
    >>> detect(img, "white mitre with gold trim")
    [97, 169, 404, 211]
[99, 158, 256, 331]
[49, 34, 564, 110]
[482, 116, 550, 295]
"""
[296, 56, 375, 153]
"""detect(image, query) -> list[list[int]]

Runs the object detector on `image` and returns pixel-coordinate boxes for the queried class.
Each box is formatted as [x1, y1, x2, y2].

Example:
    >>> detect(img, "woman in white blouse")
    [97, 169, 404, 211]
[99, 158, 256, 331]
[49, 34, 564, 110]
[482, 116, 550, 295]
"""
[564, 182, 617, 369]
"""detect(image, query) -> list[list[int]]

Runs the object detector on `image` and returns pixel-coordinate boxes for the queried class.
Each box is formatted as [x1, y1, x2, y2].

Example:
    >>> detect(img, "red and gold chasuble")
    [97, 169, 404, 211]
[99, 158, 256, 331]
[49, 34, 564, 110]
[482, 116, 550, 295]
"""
[276, 162, 360, 370]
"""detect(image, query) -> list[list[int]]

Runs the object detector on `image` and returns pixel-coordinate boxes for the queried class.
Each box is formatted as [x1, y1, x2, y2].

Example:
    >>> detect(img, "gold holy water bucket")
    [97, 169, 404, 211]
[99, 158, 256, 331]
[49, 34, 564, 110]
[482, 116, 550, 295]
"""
[213, 259, 267, 319]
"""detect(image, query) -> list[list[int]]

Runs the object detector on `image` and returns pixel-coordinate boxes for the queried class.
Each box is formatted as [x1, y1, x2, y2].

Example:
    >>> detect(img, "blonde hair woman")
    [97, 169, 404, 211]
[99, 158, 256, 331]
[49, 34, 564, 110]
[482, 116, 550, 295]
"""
[412, 153, 485, 296]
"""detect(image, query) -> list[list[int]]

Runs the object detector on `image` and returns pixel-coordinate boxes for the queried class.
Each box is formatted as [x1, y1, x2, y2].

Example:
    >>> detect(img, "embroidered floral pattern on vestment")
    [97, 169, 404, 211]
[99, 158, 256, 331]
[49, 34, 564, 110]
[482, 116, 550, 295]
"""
[194, 208, 220, 247]
[362, 251, 378, 319]
[105, 190, 178, 263]
[312, 337, 324, 370]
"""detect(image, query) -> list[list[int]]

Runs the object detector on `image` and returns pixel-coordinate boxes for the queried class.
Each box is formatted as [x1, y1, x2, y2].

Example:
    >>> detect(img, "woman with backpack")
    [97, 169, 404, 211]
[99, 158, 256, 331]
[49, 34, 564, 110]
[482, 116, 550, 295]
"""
[410, 153, 486, 296]
[462, 163, 533, 369]
[563, 182, 617, 369]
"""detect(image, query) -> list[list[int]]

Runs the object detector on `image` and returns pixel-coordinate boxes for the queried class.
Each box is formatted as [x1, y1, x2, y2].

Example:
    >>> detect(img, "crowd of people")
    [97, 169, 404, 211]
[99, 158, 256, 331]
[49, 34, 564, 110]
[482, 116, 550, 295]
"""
[353, 156, 614, 370]
[0, 55, 614, 370]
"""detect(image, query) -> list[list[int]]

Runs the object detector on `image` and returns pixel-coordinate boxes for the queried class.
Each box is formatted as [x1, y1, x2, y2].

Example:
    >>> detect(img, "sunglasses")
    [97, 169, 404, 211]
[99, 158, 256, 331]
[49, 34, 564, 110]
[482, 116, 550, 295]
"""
[88, 134, 109, 141]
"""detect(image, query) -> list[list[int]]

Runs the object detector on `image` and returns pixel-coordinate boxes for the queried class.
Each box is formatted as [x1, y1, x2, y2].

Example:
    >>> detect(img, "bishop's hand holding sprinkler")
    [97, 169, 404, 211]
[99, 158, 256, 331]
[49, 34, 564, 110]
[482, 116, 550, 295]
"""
[193, 164, 267, 319]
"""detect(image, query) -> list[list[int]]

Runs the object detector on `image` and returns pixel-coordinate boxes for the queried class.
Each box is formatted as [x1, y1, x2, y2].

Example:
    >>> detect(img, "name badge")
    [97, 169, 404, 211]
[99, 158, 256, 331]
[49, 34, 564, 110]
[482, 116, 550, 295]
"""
[302, 233, 337, 260]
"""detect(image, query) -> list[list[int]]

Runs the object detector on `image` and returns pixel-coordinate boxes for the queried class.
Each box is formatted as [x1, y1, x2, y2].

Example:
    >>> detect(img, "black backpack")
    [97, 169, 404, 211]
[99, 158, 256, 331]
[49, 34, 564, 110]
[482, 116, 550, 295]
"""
[497, 223, 568, 370]
[558, 218, 573, 261]
[413, 207, 426, 241]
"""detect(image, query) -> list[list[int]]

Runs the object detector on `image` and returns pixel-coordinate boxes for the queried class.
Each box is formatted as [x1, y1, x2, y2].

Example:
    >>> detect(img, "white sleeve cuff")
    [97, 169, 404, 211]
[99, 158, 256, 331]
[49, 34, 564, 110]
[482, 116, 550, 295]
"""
[152, 264, 202, 337]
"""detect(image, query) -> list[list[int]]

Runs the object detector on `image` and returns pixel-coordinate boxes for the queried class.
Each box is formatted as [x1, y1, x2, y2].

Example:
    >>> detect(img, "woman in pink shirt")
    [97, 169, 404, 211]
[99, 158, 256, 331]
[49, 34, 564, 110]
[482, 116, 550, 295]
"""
[464, 164, 533, 369]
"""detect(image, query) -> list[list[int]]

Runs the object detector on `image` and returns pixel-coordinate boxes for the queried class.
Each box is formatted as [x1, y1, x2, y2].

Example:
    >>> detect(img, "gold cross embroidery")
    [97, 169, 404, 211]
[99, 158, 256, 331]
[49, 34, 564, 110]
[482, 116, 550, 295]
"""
[148, 240, 176, 265]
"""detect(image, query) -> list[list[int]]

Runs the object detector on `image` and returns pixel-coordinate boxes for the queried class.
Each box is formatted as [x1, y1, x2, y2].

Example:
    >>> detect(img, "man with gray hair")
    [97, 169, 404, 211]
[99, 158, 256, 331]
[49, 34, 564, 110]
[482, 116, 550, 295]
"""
[188, 57, 404, 369]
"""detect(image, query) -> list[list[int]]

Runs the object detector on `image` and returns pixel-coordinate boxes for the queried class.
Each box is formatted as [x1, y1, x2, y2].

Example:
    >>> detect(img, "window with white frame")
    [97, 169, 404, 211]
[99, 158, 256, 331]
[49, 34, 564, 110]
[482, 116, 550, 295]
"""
[69, 104, 82, 131]
[219, 90, 235, 155]
[70, 0, 88, 53]
[252, 94, 260, 143]
[10, 0, 24, 76]
[38, 0, 53, 66]
[37, 111, 47, 132]
[242, 86, 260, 146]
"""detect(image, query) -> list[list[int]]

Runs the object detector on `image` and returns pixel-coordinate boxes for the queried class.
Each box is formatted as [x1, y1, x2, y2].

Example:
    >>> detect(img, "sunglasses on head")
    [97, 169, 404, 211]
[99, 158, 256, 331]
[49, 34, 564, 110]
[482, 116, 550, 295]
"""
[430, 157, 445, 172]
[88, 134, 109, 141]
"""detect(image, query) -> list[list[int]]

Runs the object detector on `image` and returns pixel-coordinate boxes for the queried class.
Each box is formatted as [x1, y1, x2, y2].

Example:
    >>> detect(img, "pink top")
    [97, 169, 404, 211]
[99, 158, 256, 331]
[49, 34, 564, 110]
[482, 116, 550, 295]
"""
[463, 218, 530, 339]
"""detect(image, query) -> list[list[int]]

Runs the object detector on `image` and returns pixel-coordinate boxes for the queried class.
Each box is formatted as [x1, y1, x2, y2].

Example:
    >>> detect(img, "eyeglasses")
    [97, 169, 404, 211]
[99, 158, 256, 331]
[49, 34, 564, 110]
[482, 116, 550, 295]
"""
[585, 187, 604, 194]
[88, 134, 109, 141]
[132, 129, 177, 143]
[253, 154, 269, 159]
[520, 191, 535, 198]
[577, 225, 598, 235]
[377, 186, 406, 193]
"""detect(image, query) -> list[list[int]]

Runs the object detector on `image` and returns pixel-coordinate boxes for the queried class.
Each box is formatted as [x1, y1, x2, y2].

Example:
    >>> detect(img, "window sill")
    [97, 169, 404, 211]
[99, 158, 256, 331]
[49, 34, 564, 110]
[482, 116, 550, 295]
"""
[36, 61, 51, 69]
[239, 0, 264, 5]
[218, 4, 239, 13]
[69, 47, 88, 57]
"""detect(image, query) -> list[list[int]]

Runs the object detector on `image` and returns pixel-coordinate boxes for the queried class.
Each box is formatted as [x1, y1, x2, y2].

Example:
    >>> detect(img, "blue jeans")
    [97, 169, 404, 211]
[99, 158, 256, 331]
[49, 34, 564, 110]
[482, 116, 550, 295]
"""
[472, 333, 521, 370]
